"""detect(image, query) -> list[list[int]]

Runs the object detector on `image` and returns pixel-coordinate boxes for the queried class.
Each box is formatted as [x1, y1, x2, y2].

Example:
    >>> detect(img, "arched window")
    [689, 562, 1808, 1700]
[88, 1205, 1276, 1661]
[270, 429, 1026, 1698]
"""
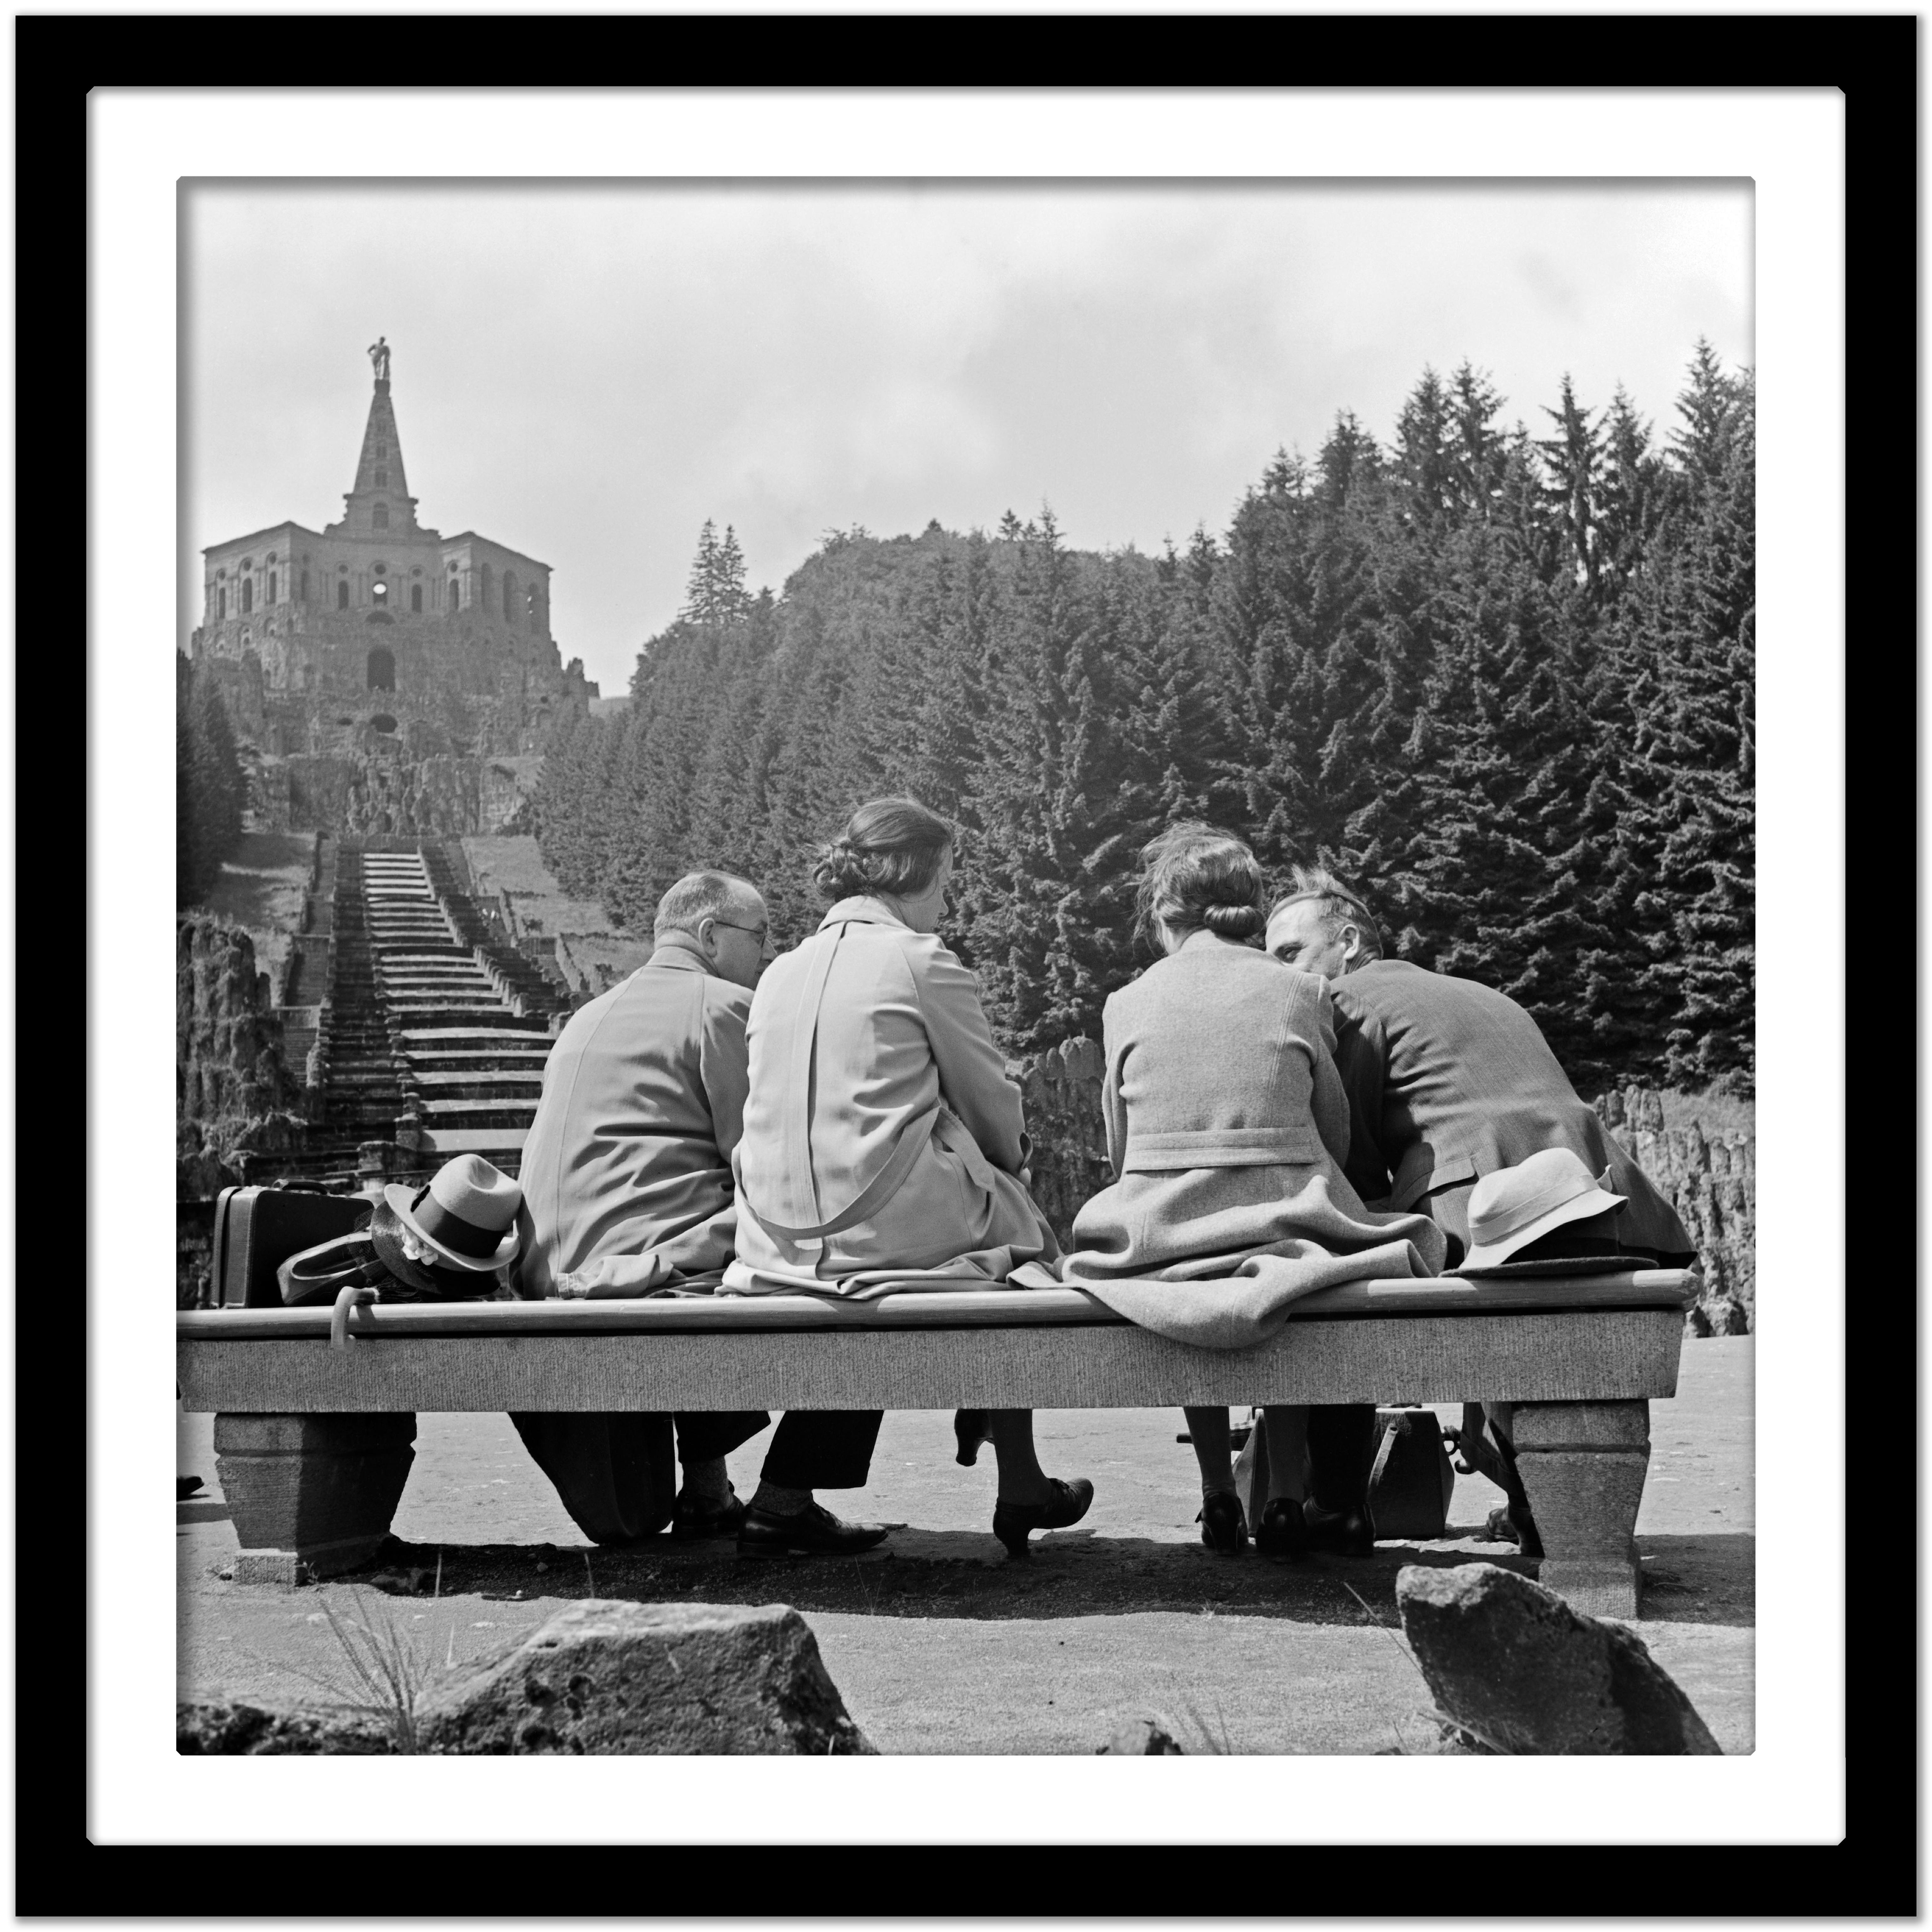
[216, 587, 226, 619]
[241, 577, 253, 614]
[300, 570, 309, 601]
[481, 564, 492, 606]
[337, 580, 350, 609]
[410, 584, 423, 613]
[372, 503, 389, 530]
[448, 575, 461, 609]
[372, 580, 388, 607]
[367, 647, 395, 691]
[503, 571, 516, 619]
[267, 570, 277, 602]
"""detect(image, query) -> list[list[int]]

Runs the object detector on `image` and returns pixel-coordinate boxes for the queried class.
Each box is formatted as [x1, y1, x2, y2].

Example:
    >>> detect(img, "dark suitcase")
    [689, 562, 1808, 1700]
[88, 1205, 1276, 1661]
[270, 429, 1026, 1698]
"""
[1366, 1406, 1458, 1540]
[211, 1185, 371, 1308]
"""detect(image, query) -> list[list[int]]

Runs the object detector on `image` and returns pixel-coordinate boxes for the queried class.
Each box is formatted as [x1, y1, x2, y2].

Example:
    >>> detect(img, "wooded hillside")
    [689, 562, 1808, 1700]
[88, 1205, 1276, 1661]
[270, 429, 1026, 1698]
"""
[535, 347, 1754, 1092]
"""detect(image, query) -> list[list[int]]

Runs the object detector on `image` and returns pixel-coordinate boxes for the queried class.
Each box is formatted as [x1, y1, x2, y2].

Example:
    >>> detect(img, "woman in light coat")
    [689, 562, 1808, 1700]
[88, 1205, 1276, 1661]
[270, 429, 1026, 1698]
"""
[727, 796, 1093, 1557]
[1062, 823, 1442, 1560]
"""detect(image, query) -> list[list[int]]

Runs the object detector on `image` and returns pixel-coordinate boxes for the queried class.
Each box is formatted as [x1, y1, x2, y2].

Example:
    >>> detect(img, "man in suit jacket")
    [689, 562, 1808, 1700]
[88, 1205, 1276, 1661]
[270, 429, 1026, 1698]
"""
[510, 870, 886, 1553]
[1264, 868, 1693, 1266]
[1264, 864, 1695, 1552]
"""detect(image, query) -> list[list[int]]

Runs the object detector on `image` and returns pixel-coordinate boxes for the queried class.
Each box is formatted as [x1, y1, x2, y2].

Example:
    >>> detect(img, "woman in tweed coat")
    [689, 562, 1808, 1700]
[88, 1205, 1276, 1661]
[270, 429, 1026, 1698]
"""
[1063, 823, 1425, 1560]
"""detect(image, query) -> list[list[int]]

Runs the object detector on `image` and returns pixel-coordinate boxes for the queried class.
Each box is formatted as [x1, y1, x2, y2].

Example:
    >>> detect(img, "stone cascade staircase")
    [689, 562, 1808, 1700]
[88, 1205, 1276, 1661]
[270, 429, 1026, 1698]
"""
[316, 846, 410, 1142]
[354, 848, 556, 1165]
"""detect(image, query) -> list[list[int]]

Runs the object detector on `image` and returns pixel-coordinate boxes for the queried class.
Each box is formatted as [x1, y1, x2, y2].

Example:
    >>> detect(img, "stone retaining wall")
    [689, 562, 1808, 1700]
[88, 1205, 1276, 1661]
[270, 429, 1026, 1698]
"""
[1592, 1087, 1755, 1336]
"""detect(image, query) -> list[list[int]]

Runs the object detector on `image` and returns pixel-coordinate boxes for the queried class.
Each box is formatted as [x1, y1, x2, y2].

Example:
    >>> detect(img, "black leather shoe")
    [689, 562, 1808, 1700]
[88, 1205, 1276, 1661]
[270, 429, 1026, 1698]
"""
[177, 1475, 205, 1502]
[1196, 1489, 1248, 1556]
[736, 1501, 888, 1559]
[954, 1408, 993, 1468]
[992, 1476, 1094, 1558]
[671, 1488, 745, 1540]
[1303, 1499, 1376, 1557]
[1254, 1496, 1312, 1561]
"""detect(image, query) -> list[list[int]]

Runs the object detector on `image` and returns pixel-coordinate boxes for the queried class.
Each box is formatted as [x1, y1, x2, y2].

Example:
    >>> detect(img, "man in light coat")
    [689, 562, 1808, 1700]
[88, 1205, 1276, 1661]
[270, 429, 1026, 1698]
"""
[510, 870, 885, 1555]
[1264, 864, 1695, 1550]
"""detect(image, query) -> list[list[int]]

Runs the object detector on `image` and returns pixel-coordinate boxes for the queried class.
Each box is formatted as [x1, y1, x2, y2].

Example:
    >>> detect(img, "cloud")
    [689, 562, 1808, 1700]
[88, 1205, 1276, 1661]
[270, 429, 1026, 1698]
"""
[186, 181, 1751, 692]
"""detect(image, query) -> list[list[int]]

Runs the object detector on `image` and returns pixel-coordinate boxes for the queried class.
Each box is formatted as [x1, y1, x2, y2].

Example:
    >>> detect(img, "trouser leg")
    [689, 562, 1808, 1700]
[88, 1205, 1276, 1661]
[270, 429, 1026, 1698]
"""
[673, 1411, 770, 1462]
[760, 1410, 883, 1491]
[1260, 1405, 1310, 1503]
[1305, 1402, 1378, 1513]
[509, 1412, 677, 1545]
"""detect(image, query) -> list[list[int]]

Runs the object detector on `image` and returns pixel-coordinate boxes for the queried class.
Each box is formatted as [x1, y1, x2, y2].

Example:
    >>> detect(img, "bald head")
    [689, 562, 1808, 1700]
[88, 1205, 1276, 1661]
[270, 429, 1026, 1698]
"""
[654, 870, 770, 988]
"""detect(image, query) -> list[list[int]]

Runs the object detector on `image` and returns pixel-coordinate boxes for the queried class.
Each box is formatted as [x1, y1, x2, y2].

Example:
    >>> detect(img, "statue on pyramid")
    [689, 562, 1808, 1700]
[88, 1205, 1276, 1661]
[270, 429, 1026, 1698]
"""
[368, 336, 391, 383]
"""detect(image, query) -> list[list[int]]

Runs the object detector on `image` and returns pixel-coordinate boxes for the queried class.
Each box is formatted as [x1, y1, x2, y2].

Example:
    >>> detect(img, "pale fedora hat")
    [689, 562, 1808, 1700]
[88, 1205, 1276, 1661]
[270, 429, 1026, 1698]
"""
[382, 1154, 522, 1273]
[1456, 1147, 1627, 1274]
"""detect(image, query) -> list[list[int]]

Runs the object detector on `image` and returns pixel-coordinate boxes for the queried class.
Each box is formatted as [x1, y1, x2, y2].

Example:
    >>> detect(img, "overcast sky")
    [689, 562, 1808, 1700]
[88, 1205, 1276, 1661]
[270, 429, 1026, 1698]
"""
[184, 181, 1750, 695]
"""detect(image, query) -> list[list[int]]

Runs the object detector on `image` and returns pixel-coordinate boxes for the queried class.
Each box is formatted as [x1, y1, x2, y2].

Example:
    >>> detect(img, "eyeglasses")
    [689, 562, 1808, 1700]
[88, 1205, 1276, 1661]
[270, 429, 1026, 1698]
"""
[710, 919, 769, 945]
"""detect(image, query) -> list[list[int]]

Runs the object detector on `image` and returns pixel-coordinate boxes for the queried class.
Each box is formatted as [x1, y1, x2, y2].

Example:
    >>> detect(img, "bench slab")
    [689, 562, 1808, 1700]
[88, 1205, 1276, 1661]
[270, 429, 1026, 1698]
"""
[179, 1274, 1692, 1611]
[179, 1307, 1683, 1413]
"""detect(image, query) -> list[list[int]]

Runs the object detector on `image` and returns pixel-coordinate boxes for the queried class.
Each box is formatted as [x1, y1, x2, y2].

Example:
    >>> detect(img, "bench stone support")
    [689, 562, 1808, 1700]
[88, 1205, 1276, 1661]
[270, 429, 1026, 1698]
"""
[213, 1412, 416, 1583]
[1509, 1399, 1650, 1619]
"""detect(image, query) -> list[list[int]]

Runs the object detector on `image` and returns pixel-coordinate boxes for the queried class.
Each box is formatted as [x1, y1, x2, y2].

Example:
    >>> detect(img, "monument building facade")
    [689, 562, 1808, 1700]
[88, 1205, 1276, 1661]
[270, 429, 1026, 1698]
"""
[190, 342, 596, 835]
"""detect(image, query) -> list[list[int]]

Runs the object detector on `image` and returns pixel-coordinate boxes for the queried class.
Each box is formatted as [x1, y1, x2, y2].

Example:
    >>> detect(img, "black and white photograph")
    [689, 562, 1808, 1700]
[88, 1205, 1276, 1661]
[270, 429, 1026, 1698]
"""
[169, 168, 1759, 1765]
[62, 75, 1859, 1859]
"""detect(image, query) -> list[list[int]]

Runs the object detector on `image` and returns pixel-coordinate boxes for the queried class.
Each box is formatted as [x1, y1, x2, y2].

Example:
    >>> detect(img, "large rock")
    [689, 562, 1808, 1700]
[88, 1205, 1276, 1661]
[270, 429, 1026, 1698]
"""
[1395, 1562, 1720, 1755]
[415, 1601, 875, 1755]
[1096, 1717, 1184, 1755]
[177, 1700, 393, 1755]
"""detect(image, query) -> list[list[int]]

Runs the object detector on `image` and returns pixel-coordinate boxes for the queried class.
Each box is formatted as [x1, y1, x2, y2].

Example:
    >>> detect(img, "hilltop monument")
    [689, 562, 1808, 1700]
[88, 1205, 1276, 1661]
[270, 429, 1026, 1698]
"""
[191, 345, 595, 835]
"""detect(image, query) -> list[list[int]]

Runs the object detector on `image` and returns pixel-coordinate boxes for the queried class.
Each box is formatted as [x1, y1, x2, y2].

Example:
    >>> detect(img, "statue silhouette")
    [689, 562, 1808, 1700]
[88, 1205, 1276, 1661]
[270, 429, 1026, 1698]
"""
[368, 336, 391, 382]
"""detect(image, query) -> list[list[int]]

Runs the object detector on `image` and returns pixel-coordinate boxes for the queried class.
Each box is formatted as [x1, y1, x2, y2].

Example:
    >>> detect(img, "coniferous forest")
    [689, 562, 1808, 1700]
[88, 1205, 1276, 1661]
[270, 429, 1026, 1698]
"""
[534, 349, 1754, 1094]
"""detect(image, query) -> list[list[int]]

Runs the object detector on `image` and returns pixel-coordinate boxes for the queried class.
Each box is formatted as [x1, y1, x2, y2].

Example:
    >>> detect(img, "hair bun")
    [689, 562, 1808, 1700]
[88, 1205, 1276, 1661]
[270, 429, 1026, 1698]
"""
[812, 797, 954, 903]
[1202, 903, 1263, 939]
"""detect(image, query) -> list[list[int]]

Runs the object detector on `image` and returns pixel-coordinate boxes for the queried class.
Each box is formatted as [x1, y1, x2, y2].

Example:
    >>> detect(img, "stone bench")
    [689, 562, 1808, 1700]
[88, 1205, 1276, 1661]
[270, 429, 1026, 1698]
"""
[176, 1269, 1696, 1616]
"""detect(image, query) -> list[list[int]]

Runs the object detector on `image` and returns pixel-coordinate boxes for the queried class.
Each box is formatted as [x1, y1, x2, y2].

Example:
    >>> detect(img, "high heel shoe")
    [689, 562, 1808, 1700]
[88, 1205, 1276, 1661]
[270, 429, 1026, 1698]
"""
[953, 1408, 993, 1467]
[1196, 1489, 1248, 1555]
[1253, 1496, 1311, 1561]
[992, 1476, 1094, 1559]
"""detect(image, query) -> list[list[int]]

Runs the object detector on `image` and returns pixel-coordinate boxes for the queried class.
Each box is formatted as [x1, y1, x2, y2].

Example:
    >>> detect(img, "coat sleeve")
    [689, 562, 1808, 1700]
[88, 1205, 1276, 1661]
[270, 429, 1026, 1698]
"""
[697, 986, 752, 1162]
[1331, 984, 1393, 1205]
[1306, 981, 1352, 1170]
[908, 936, 1028, 1173]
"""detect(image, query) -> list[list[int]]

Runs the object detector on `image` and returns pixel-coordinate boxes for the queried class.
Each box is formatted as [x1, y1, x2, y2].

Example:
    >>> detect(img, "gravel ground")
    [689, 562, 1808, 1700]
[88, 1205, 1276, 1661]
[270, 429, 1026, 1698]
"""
[177, 1336, 1752, 1754]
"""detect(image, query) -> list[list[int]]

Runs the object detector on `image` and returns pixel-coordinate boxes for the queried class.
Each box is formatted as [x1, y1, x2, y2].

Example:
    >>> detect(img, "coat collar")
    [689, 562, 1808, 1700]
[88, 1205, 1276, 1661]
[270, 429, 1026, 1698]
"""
[818, 895, 910, 933]
[647, 938, 713, 975]
[1177, 928, 1262, 955]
